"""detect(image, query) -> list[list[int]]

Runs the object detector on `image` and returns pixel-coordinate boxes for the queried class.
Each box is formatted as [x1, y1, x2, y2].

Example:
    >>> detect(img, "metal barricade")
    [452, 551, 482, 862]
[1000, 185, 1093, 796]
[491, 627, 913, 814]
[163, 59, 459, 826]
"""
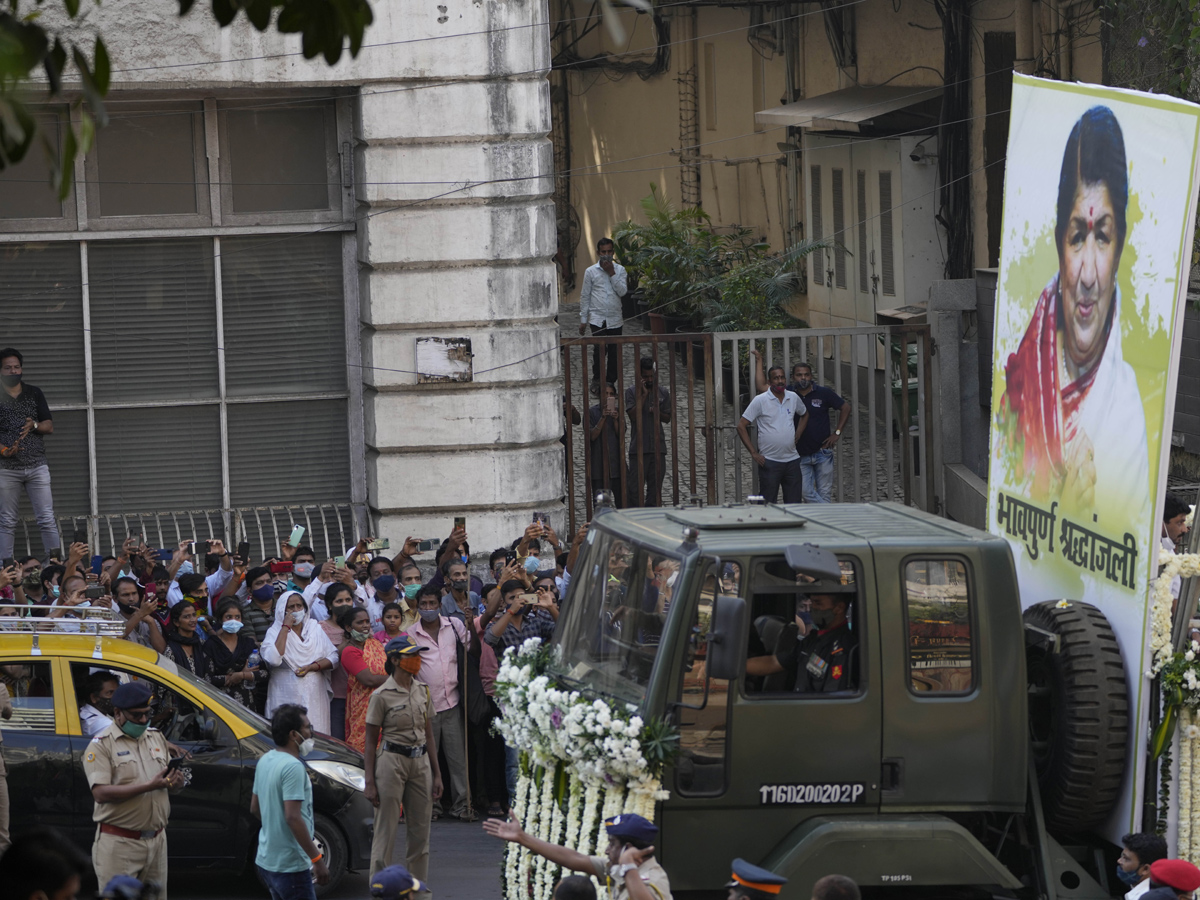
[562, 333, 716, 534]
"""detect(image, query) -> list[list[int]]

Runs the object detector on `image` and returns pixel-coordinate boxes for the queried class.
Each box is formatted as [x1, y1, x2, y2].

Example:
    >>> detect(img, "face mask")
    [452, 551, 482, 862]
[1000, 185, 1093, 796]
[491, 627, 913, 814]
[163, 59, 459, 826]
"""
[0, 374, 21, 388]
[399, 656, 423, 675]
[120, 719, 148, 739]
[450, 578, 468, 593]
[118, 602, 137, 616]
[76, 600, 91, 609]
[419, 608, 439, 622]
[771, 383, 785, 396]
[294, 562, 315, 579]
[22, 571, 40, 589]
[295, 734, 315, 757]
[252, 584, 275, 602]
[372, 575, 396, 595]
[461, 554, 469, 564]
[222, 619, 244, 634]
[523, 557, 541, 575]
[50, 585, 60, 599]
[94, 698, 114, 716]
[290, 609, 306, 625]
[178, 561, 194, 576]
[1116, 867, 1142, 888]
[349, 628, 370, 643]
[810, 606, 837, 630]
[666, 571, 678, 588]
[403, 583, 421, 600]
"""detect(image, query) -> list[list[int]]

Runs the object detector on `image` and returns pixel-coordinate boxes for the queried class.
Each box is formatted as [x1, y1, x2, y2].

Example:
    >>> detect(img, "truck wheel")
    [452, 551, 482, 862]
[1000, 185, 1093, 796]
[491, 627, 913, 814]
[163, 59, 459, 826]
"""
[313, 813, 349, 896]
[1024, 600, 1129, 834]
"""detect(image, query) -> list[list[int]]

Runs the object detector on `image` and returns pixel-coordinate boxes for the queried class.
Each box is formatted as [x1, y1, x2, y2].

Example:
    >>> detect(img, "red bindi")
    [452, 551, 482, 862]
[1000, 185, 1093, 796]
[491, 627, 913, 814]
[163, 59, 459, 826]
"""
[1088, 206, 1094, 230]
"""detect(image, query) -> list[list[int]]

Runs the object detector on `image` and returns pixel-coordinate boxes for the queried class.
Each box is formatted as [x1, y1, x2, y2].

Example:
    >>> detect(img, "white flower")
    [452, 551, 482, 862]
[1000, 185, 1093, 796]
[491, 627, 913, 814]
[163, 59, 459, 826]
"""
[1188, 724, 1200, 740]
[1055, 599, 1071, 609]
[1188, 651, 1196, 663]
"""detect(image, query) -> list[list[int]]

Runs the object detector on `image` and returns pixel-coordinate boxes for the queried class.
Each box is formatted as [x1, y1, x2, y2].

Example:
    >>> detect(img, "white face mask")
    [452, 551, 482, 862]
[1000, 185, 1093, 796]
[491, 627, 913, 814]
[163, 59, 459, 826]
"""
[290, 609, 306, 625]
[298, 736, 315, 757]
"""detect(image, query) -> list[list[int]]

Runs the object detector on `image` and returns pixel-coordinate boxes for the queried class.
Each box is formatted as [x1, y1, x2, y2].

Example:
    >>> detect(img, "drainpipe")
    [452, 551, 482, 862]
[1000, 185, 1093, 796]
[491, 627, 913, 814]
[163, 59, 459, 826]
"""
[1014, 0, 1034, 74]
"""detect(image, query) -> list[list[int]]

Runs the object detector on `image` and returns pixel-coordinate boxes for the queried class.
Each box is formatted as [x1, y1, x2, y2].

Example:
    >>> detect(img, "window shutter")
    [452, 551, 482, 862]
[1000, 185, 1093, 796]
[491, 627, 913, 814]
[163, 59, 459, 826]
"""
[94, 405, 222, 514]
[220, 234, 347, 397]
[227, 399, 350, 507]
[88, 238, 218, 404]
[832, 168, 846, 289]
[15, 409, 90, 519]
[810, 165, 824, 286]
[879, 170, 896, 296]
[856, 169, 868, 293]
[0, 242, 86, 404]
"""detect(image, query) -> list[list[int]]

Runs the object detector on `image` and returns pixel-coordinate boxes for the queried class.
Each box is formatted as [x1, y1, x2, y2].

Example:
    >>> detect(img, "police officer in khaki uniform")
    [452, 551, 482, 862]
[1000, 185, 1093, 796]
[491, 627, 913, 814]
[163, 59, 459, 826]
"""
[83, 681, 184, 900]
[364, 635, 443, 885]
[0, 681, 12, 853]
[484, 811, 673, 900]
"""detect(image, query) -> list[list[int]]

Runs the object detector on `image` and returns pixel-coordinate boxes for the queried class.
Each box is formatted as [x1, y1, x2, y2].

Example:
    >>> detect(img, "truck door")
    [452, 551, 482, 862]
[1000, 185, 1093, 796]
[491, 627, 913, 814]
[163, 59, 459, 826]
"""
[661, 553, 882, 891]
[875, 552, 1024, 810]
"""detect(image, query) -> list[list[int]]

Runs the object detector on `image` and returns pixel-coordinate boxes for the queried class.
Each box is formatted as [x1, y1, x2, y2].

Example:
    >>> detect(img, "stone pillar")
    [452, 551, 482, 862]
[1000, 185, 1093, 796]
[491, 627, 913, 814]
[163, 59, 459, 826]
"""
[357, 0, 564, 550]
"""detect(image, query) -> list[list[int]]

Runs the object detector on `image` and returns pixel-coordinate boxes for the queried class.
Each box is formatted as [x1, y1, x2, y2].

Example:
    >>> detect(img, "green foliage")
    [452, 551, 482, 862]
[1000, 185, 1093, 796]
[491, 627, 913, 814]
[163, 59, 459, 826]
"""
[0, 0, 372, 197]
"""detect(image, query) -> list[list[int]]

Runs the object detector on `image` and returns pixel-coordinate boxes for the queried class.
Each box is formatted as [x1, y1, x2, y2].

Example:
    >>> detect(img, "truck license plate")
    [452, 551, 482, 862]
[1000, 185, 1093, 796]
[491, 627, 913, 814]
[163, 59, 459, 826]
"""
[759, 783, 866, 805]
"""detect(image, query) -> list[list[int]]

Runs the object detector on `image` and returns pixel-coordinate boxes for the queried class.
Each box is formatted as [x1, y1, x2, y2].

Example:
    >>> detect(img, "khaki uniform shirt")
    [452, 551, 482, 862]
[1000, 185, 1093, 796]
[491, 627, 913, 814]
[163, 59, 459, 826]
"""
[0, 683, 11, 742]
[588, 855, 673, 900]
[83, 723, 172, 831]
[365, 676, 433, 746]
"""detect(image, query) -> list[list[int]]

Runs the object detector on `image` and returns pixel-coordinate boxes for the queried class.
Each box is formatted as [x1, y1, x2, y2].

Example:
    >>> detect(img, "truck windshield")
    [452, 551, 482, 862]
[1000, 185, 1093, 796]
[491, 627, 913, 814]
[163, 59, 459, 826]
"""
[551, 525, 684, 706]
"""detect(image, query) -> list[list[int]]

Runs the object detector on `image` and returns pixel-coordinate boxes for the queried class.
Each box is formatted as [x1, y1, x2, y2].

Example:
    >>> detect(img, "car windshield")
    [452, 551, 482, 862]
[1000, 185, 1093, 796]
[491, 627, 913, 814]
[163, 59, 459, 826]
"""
[154, 651, 271, 733]
[550, 525, 685, 706]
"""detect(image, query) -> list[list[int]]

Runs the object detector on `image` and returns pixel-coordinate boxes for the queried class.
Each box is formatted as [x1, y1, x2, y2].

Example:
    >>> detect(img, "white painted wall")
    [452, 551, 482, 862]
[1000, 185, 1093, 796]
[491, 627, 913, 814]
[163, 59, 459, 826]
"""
[54, 0, 562, 551]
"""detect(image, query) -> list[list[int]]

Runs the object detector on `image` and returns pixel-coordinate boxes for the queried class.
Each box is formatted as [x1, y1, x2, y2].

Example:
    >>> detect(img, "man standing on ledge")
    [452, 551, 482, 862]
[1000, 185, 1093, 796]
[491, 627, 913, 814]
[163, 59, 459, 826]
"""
[0, 347, 57, 560]
[579, 237, 628, 392]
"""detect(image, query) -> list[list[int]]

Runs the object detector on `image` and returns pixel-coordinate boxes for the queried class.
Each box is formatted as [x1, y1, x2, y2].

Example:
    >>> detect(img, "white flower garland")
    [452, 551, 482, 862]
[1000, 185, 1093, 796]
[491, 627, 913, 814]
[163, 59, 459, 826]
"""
[492, 638, 677, 900]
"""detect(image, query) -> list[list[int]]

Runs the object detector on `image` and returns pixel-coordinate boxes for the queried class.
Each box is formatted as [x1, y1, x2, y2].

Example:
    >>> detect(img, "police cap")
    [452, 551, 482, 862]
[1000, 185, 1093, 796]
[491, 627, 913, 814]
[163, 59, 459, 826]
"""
[370, 864, 427, 899]
[1150, 858, 1200, 891]
[111, 680, 153, 710]
[726, 859, 787, 896]
[384, 635, 426, 657]
[603, 813, 658, 843]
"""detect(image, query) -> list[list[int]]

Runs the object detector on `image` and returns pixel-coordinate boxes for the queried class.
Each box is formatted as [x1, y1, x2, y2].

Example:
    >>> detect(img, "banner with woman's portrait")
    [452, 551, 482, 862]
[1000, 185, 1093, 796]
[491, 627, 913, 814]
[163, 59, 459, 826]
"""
[987, 74, 1200, 836]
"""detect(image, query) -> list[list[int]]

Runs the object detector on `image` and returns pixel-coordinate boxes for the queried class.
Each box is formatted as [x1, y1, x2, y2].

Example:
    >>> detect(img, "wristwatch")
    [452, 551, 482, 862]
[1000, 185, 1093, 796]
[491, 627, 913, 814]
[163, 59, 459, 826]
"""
[834, 429, 842, 436]
[614, 863, 638, 879]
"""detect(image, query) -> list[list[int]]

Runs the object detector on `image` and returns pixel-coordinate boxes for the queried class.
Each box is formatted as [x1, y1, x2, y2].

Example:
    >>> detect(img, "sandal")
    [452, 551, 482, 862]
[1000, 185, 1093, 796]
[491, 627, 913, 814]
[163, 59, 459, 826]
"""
[431, 809, 442, 821]
[453, 810, 478, 823]
[486, 803, 505, 817]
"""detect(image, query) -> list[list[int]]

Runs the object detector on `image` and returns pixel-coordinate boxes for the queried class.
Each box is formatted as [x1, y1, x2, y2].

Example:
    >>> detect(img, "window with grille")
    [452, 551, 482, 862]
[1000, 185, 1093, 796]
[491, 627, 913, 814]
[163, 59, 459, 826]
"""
[832, 168, 846, 289]
[810, 165, 824, 286]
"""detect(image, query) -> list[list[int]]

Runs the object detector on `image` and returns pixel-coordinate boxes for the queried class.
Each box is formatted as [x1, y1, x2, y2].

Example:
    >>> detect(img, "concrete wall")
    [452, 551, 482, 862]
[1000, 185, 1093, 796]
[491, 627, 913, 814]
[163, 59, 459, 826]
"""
[49, 0, 561, 551]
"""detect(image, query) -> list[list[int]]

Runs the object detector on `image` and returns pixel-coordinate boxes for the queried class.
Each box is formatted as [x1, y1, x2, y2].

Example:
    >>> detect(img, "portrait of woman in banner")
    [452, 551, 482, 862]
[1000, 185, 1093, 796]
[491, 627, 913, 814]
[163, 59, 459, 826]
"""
[996, 105, 1149, 516]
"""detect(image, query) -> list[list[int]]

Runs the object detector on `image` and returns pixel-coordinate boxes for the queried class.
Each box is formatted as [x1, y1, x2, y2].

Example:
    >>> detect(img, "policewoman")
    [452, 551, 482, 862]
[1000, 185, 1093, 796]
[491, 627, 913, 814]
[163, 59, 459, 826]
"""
[364, 635, 444, 884]
[82, 682, 184, 900]
[483, 810, 673, 900]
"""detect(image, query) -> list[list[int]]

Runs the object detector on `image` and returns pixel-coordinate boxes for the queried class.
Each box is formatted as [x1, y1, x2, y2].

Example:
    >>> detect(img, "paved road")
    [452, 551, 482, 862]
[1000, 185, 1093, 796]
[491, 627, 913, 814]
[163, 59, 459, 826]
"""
[172, 818, 504, 900]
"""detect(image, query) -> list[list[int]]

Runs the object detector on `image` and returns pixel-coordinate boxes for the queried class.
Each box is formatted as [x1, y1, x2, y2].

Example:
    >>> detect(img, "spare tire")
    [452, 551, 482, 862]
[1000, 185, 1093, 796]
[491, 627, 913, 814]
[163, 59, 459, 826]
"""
[1024, 600, 1129, 834]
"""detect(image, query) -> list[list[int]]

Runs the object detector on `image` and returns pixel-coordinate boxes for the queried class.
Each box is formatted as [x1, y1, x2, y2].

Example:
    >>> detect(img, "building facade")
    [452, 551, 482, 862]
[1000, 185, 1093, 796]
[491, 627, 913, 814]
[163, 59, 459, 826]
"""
[0, 0, 561, 555]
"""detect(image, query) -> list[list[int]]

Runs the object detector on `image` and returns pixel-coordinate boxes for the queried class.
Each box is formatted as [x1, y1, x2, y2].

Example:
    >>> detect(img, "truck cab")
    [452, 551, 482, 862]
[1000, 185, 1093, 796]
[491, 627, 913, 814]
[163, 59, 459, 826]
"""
[549, 501, 1118, 897]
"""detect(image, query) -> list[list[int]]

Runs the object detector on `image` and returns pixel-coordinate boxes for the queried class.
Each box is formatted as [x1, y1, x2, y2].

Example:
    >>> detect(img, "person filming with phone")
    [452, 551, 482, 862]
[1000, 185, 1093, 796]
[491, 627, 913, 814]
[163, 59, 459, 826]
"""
[579, 237, 628, 392]
[483, 579, 557, 653]
[0, 348, 57, 562]
[484, 811, 672, 900]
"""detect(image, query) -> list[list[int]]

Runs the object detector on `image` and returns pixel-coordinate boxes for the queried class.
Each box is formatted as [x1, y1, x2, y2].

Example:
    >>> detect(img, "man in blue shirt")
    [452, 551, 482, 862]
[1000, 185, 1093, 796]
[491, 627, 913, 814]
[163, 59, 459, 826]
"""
[751, 352, 851, 503]
[252, 704, 329, 900]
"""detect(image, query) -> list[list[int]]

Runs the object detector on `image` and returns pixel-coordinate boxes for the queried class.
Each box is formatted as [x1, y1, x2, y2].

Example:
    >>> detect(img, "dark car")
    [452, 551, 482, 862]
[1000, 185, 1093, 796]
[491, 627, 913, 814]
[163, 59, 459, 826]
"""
[0, 632, 373, 895]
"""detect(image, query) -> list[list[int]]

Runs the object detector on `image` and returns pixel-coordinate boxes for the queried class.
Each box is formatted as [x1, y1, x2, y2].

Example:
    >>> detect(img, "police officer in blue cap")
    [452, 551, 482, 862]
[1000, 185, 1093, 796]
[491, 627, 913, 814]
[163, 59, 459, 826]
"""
[726, 859, 787, 900]
[484, 810, 672, 900]
[369, 863, 429, 900]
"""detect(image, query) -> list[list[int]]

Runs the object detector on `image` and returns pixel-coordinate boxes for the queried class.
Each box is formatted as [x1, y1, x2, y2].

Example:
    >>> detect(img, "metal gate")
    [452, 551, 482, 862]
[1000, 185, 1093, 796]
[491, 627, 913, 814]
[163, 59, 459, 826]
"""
[561, 333, 716, 534]
[712, 325, 935, 509]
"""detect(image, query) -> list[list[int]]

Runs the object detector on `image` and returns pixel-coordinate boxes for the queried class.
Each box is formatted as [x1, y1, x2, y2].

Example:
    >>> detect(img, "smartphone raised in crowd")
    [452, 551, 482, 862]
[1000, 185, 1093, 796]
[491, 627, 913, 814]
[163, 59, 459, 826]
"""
[269, 561, 294, 575]
[72, 527, 87, 546]
[334, 556, 346, 568]
[365, 538, 390, 551]
[288, 524, 306, 547]
[237, 541, 250, 562]
[532, 512, 549, 527]
[85, 584, 104, 600]
[454, 516, 466, 532]
[194, 540, 211, 556]
[417, 539, 437, 552]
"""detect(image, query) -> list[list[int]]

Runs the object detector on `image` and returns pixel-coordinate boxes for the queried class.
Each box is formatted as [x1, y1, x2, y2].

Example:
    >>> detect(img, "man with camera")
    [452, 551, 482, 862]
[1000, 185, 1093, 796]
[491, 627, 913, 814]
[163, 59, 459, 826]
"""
[579, 237, 629, 392]
[484, 579, 557, 653]
[0, 347, 57, 562]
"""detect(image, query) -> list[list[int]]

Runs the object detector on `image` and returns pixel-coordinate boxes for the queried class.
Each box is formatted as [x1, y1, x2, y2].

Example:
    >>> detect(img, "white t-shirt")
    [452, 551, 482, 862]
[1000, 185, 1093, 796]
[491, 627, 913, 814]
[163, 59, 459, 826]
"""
[741, 389, 804, 462]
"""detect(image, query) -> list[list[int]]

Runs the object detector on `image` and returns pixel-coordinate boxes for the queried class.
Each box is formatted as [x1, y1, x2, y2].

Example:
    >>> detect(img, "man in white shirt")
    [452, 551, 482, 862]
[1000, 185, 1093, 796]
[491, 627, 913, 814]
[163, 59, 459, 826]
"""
[578, 237, 628, 391]
[79, 670, 119, 737]
[736, 366, 807, 504]
[1117, 832, 1167, 900]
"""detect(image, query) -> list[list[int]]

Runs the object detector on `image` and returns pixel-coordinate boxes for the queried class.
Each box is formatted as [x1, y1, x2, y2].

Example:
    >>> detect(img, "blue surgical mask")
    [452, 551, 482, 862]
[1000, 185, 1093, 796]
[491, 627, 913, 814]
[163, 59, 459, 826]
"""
[178, 561, 194, 576]
[252, 584, 275, 602]
[403, 583, 420, 600]
[461, 554, 469, 564]
[372, 575, 396, 595]
[1116, 866, 1142, 888]
[523, 557, 541, 575]
[222, 619, 244, 634]
[419, 608, 439, 622]
[50, 585, 60, 599]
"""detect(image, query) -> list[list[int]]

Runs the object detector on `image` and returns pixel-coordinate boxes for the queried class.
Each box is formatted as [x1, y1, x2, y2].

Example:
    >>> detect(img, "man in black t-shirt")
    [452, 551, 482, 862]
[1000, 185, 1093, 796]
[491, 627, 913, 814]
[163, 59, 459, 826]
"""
[0, 348, 57, 561]
[745, 589, 858, 693]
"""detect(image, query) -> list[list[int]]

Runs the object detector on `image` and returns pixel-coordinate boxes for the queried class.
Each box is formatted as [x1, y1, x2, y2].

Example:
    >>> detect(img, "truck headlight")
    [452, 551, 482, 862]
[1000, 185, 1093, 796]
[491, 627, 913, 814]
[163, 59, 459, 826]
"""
[307, 760, 366, 792]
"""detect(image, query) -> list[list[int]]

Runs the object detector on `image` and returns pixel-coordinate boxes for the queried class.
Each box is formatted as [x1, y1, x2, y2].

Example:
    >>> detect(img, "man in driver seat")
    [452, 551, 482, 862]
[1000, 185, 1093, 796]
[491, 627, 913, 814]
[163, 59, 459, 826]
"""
[745, 582, 857, 693]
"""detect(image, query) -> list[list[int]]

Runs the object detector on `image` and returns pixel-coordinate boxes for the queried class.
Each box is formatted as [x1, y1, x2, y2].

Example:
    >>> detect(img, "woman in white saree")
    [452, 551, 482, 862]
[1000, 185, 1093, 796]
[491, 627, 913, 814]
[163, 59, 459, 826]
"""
[261, 590, 340, 733]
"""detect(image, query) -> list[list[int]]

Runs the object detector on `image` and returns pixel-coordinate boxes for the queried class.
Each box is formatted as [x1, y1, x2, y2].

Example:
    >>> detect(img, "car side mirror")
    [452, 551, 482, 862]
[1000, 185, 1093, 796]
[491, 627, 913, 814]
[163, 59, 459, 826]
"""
[707, 594, 747, 681]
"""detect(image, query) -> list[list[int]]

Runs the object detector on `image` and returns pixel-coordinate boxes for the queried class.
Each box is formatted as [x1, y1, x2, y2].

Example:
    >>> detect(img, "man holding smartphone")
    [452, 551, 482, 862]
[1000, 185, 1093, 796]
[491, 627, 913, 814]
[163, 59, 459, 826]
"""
[579, 237, 628, 393]
[0, 348, 56, 562]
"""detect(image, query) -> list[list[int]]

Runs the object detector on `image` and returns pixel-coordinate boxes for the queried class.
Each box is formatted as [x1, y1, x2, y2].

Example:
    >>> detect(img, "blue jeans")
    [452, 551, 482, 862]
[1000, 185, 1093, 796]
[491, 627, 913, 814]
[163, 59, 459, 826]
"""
[257, 865, 317, 900]
[0, 465, 58, 559]
[757, 457, 803, 503]
[800, 449, 835, 503]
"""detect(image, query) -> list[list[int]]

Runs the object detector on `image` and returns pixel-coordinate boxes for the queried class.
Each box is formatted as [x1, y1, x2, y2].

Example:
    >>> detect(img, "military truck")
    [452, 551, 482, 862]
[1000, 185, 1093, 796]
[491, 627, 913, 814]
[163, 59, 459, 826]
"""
[550, 500, 1129, 899]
